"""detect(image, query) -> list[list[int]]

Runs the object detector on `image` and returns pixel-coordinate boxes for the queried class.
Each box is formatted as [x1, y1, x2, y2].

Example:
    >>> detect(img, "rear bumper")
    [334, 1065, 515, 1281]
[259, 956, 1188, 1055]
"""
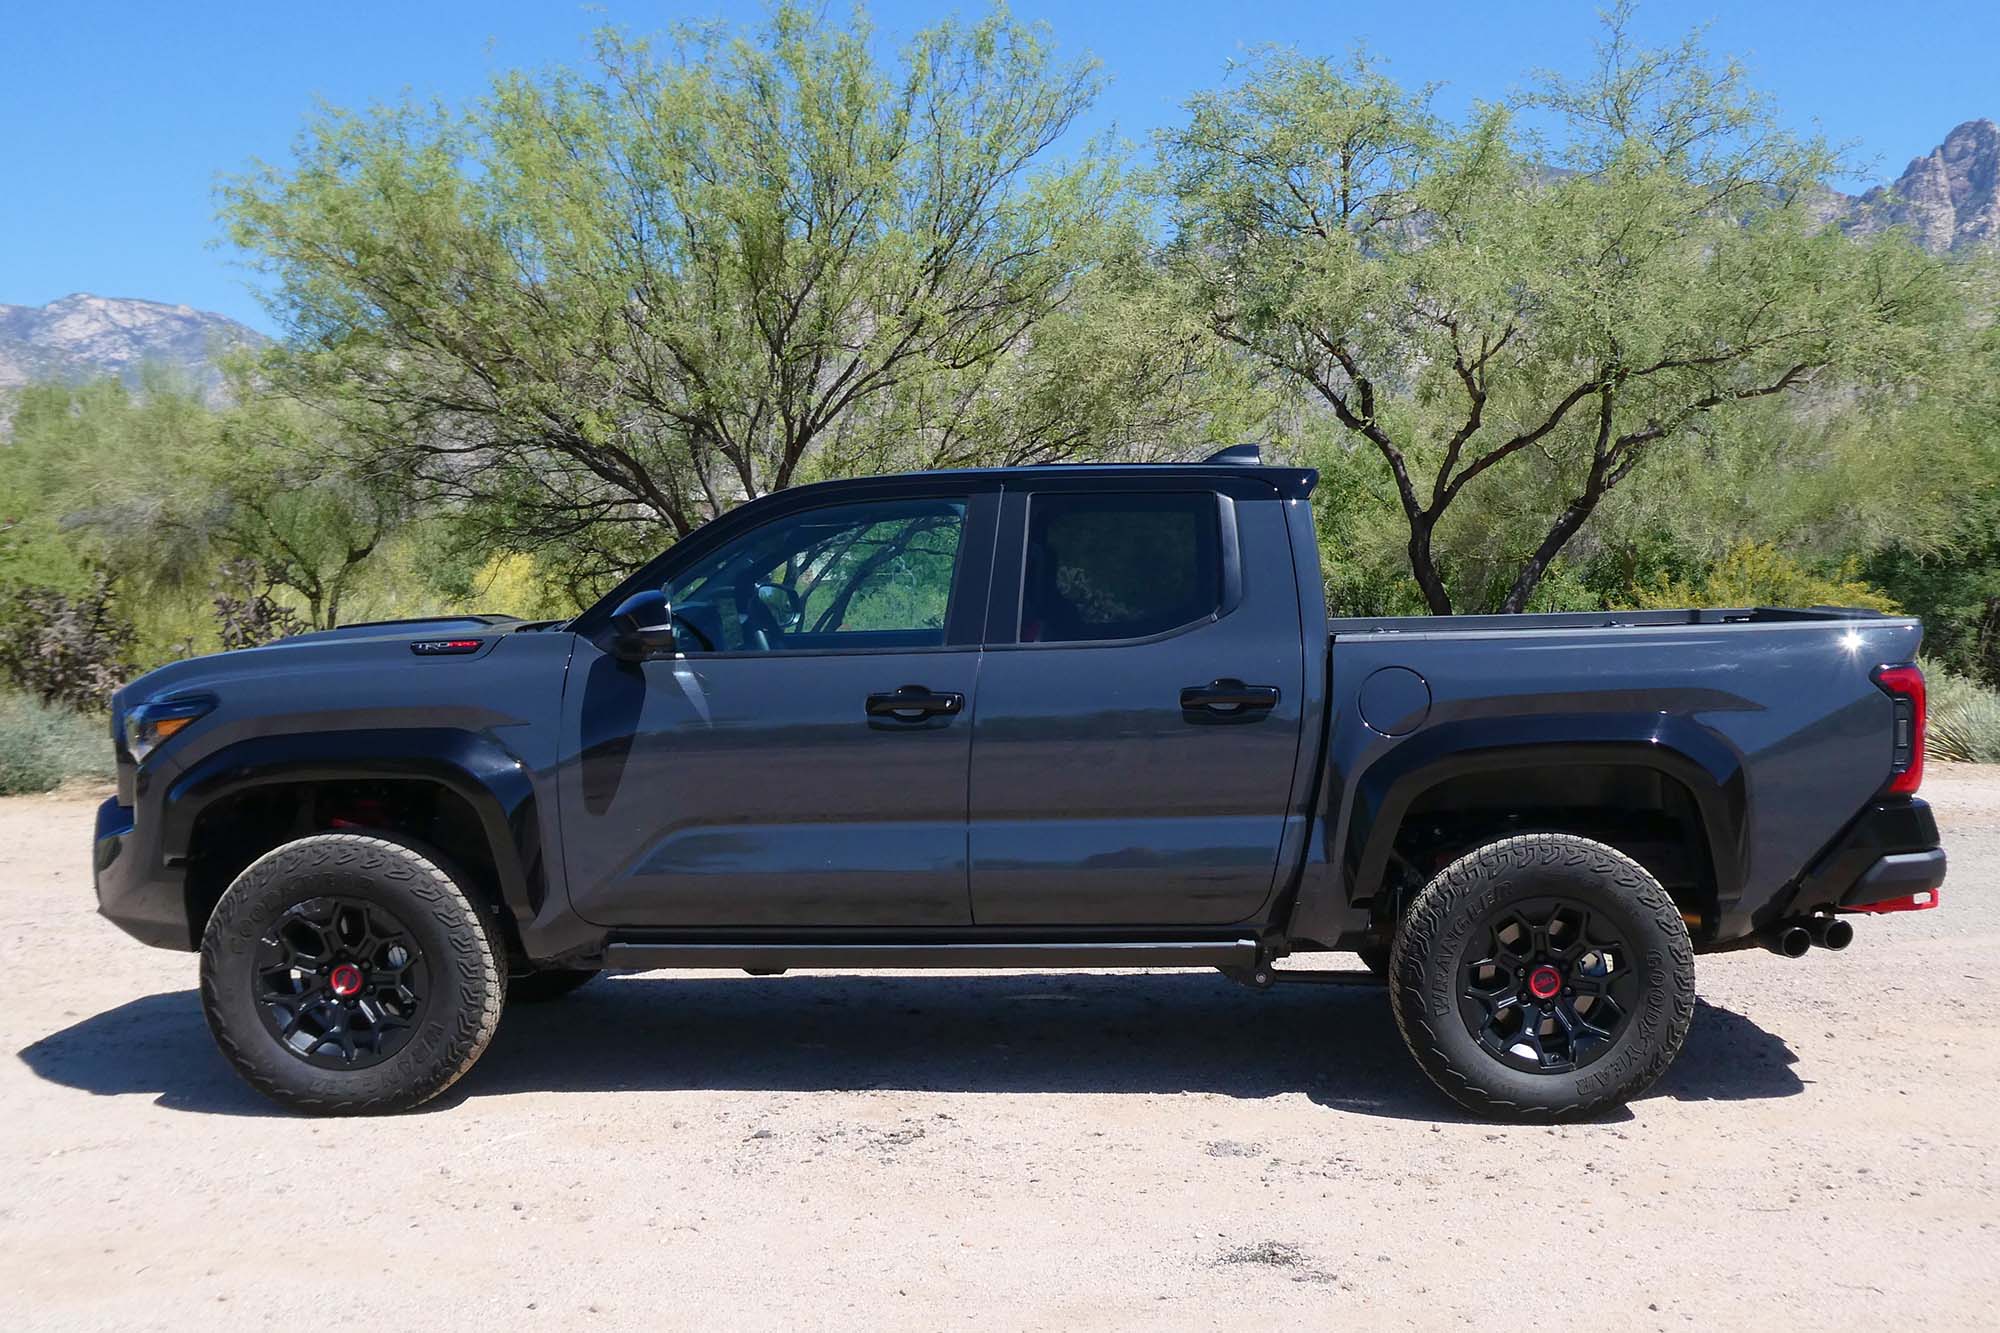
[93, 797, 191, 950]
[1839, 850, 1945, 911]
[1788, 799, 1946, 917]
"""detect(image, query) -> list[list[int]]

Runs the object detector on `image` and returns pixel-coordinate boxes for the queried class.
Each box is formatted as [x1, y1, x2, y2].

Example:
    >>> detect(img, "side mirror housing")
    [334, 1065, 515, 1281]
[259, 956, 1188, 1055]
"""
[609, 589, 678, 660]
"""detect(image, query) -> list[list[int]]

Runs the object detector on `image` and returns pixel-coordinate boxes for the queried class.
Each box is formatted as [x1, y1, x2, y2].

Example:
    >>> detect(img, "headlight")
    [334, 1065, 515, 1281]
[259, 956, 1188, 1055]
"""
[124, 696, 215, 762]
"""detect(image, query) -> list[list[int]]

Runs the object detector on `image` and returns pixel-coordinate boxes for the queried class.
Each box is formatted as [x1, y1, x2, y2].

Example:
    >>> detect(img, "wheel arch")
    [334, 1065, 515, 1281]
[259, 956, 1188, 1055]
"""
[166, 729, 545, 952]
[1293, 714, 1747, 946]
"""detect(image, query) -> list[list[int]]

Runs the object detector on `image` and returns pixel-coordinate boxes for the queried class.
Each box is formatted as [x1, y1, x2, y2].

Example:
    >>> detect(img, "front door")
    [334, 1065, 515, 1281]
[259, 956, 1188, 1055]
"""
[968, 485, 1307, 925]
[558, 491, 989, 928]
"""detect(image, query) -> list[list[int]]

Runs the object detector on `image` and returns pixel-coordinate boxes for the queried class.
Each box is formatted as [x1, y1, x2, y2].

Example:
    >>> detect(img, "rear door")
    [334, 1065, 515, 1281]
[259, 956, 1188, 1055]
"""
[967, 481, 1308, 925]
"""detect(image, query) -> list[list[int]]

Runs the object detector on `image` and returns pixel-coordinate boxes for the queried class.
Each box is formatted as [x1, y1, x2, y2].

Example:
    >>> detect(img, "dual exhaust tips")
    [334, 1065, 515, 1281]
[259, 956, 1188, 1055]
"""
[1763, 917, 1855, 958]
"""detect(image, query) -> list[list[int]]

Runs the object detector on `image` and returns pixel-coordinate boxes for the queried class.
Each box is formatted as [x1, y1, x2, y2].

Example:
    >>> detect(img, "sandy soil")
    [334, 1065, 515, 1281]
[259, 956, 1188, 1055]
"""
[4, 770, 1999, 1330]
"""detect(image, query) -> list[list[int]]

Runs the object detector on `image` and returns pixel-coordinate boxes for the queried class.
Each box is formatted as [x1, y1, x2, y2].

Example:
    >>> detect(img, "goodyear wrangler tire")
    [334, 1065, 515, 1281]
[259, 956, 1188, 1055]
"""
[199, 833, 504, 1115]
[1389, 833, 1695, 1120]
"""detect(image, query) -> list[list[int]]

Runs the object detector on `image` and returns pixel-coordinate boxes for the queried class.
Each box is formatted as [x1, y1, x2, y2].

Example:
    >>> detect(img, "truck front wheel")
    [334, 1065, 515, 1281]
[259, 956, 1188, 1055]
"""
[198, 833, 505, 1115]
[1388, 833, 1695, 1120]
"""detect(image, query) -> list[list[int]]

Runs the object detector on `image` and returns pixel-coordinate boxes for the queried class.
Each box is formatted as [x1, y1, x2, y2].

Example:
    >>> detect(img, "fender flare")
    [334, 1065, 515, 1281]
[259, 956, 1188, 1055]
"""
[162, 728, 546, 933]
[1301, 714, 1747, 940]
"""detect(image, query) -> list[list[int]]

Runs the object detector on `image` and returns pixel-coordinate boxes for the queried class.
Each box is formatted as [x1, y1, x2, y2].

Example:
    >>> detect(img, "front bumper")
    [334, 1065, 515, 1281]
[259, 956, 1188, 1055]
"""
[1788, 799, 1946, 917]
[93, 797, 191, 950]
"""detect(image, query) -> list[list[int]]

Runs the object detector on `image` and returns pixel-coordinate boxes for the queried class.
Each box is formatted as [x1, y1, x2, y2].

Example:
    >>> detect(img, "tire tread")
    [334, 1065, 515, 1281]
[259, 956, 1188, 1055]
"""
[199, 833, 504, 1116]
[1388, 832, 1696, 1121]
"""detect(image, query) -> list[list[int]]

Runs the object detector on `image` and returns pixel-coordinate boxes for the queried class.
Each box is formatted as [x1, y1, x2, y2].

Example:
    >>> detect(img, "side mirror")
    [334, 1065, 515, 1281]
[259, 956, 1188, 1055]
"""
[609, 589, 678, 660]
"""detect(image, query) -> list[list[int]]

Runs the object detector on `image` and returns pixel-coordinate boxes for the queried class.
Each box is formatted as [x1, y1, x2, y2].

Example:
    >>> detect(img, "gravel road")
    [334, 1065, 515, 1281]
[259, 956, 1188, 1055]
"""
[5, 770, 1998, 1330]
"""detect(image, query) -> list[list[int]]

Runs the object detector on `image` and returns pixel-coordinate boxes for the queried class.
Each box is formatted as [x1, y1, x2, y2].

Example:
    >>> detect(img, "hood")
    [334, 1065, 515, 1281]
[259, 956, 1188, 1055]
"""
[114, 614, 532, 708]
[264, 614, 525, 648]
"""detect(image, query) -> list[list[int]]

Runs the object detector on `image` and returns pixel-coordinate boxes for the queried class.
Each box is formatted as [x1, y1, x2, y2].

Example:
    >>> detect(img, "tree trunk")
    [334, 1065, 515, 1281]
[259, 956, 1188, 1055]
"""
[1407, 520, 1454, 615]
[1499, 493, 1600, 614]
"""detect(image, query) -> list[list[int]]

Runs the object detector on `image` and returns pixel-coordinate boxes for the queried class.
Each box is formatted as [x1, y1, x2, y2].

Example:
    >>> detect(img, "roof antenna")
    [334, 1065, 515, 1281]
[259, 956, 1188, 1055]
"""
[1203, 444, 1262, 465]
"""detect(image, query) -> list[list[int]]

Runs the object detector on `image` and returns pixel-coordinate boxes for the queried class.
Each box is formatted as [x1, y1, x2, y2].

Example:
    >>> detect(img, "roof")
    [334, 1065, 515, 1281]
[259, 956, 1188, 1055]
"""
[779, 447, 1319, 503]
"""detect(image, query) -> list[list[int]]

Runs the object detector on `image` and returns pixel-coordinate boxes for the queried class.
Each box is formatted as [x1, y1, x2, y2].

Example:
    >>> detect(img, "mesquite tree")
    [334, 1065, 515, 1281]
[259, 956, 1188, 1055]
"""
[226, 5, 1234, 590]
[1161, 14, 1960, 613]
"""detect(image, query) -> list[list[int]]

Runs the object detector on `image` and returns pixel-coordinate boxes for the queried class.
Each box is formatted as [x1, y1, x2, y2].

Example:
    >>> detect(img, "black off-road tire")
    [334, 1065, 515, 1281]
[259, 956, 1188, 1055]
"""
[1388, 833, 1695, 1121]
[508, 967, 601, 1003]
[199, 833, 505, 1115]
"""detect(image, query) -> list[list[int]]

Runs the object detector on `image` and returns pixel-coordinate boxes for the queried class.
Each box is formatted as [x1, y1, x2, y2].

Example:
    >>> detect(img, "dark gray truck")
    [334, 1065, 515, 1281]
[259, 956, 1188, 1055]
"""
[93, 448, 1946, 1118]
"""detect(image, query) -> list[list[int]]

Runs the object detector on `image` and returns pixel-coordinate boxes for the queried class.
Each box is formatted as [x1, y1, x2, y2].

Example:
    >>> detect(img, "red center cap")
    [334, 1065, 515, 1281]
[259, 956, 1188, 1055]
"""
[1527, 964, 1563, 1000]
[329, 963, 364, 997]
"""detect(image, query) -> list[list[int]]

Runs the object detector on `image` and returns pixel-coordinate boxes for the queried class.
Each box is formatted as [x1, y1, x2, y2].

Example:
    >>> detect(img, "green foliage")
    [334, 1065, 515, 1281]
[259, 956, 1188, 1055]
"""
[0, 376, 401, 639]
[1873, 554, 2000, 690]
[1865, 324, 2000, 687]
[0, 1, 1991, 684]
[223, 3, 1240, 598]
[1159, 8, 1970, 614]
[0, 692, 114, 795]
[1625, 541, 1897, 612]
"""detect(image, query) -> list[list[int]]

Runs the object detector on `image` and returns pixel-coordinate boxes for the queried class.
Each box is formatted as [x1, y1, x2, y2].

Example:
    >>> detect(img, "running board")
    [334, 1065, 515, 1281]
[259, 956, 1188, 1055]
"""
[601, 938, 1260, 971]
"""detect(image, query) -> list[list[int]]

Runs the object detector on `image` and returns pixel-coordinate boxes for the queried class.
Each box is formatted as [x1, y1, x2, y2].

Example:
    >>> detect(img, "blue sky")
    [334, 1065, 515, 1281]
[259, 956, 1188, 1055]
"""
[4, 1, 1995, 332]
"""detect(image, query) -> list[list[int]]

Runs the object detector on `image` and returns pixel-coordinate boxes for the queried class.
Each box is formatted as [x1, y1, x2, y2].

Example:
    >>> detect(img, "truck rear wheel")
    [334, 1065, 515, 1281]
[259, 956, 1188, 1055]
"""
[1388, 832, 1694, 1120]
[198, 833, 504, 1115]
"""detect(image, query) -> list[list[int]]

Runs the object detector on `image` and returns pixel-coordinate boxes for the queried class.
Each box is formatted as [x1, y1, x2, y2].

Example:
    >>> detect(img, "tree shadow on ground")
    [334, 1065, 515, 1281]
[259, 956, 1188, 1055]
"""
[16, 972, 1801, 1121]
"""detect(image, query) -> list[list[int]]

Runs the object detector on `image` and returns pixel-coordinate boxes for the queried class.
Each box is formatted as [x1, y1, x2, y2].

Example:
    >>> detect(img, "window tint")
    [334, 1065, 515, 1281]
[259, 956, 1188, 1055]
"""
[1020, 492, 1221, 644]
[664, 497, 965, 652]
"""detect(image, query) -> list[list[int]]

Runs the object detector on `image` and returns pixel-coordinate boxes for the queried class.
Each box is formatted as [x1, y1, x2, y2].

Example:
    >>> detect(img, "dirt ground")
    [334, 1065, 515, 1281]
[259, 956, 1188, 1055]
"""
[4, 771, 1998, 1331]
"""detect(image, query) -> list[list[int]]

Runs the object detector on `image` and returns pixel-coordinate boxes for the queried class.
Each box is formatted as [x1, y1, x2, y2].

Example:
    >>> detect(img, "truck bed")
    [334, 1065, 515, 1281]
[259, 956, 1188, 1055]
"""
[1300, 602, 1923, 947]
[1328, 605, 1896, 636]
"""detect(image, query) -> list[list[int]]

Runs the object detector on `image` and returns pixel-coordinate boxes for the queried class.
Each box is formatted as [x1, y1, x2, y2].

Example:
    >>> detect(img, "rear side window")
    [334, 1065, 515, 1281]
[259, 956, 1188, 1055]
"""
[1020, 492, 1221, 644]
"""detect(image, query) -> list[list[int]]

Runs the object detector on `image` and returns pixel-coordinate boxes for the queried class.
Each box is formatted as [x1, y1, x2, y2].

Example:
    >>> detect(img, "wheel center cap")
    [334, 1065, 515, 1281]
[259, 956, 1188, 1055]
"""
[329, 963, 364, 997]
[1527, 964, 1563, 1000]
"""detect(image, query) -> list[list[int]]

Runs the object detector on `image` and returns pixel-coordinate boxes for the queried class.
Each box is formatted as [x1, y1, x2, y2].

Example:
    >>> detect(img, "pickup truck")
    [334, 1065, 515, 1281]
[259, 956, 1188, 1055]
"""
[93, 447, 1947, 1119]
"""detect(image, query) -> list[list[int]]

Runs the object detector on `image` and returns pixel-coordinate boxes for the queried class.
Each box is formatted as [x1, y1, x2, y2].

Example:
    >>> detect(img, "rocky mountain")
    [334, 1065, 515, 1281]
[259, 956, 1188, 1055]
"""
[1844, 119, 2000, 254]
[0, 293, 265, 403]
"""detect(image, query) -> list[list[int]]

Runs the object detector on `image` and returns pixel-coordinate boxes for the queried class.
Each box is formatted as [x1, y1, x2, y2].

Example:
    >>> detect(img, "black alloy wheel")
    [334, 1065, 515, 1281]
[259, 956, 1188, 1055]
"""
[253, 896, 430, 1069]
[1388, 832, 1695, 1120]
[200, 833, 504, 1115]
[1457, 897, 1638, 1074]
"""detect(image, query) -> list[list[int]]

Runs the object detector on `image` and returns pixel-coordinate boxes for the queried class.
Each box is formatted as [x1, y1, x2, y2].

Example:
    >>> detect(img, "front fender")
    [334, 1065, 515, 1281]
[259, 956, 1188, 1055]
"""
[163, 728, 546, 935]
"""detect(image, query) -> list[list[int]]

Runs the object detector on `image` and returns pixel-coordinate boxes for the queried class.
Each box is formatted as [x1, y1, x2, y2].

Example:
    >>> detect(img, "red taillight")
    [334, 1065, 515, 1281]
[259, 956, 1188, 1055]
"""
[1873, 663, 1926, 797]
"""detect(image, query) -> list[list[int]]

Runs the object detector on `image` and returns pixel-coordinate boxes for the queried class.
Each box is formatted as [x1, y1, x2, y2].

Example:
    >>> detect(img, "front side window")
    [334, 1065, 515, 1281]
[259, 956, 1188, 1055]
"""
[664, 497, 965, 652]
[1020, 492, 1222, 644]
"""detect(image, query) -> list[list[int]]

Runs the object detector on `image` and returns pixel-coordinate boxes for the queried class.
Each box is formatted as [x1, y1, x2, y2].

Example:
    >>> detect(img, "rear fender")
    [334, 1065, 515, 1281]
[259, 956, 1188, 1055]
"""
[1286, 714, 1747, 944]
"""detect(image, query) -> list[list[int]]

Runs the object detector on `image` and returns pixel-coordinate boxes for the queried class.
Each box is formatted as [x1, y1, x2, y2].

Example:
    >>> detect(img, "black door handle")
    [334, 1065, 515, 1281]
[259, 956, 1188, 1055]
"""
[1180, 679, 1280, 716]
[866, 685, 965, 722]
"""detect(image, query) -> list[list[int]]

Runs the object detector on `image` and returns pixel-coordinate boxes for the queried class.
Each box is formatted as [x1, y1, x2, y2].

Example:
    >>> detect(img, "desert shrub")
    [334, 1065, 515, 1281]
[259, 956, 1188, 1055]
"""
[1924, 661, 2000, 764]
[1625, 541, 1898, 613]
[0, 573, 138, 710]
[213, 559, 308, 650]
[0, 692, 114, 794]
